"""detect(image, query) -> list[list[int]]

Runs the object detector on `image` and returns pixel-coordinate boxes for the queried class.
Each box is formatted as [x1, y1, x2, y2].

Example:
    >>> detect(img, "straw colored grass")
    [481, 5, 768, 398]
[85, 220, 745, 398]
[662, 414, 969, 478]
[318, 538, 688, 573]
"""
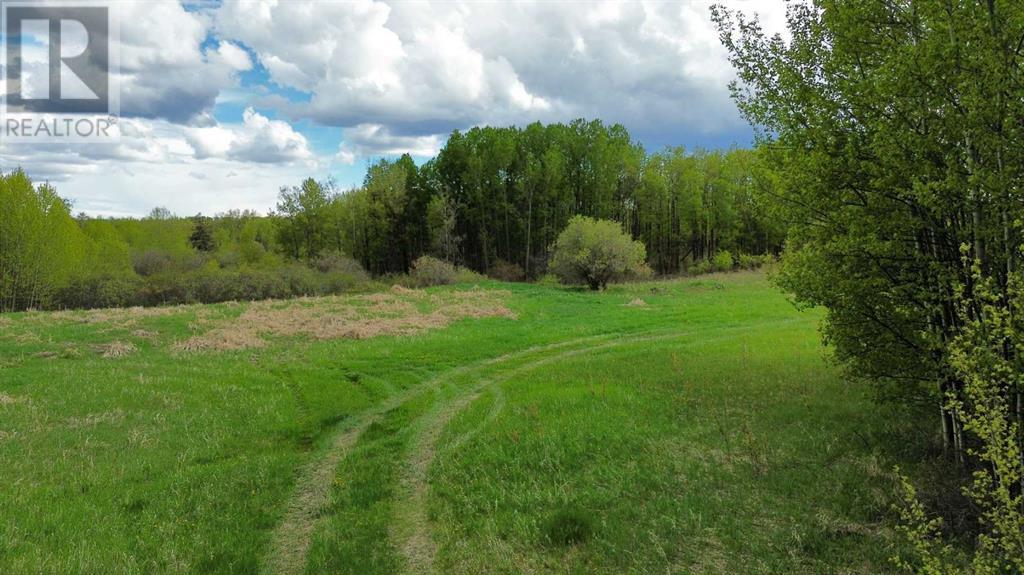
[95, 341, 138, 359]
[0, 393, 24, 406]
[175, 288, 515, 352]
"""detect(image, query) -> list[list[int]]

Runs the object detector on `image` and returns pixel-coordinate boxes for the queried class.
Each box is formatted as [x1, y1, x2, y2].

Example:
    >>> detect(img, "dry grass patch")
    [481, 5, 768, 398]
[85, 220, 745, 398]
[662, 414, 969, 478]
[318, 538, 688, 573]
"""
[626, 298, 648, 307]
[95, 341, 138, 359]
[176, 288, 515, 352]
[13, 331, 41, 344]
[0, 393, 25, 406]
[67, 409, 126, 429]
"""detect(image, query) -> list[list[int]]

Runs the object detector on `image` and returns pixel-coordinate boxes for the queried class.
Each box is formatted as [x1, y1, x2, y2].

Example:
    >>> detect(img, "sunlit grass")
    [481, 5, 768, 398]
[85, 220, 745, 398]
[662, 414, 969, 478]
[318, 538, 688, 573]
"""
[0, 272, 923, 573]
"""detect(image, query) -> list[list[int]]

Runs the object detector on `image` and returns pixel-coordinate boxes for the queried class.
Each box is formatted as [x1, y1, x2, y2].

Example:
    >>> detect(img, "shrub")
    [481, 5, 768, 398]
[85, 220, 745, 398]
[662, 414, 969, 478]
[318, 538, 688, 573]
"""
[488, 259, 526, 282]
[55, 274, 142, 309]
[313, 252, 369, 280]
[137, 272, 192, 306]
[132, 250, 175, 277]
[280, 264, 326, 297]
[190, 270, 245, 303]
[549, 216, 647, 290]
[689, 260, 713, 275]
[453, 267, 486, 284]
[409, 256, 457, 287]
[712, 250, 735, 272]
[234, 270, 287, 301]
[737, 253, 774, 270]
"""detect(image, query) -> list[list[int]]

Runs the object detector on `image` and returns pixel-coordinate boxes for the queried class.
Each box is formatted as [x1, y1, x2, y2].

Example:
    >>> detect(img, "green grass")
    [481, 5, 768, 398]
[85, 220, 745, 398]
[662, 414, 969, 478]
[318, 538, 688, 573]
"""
[0, 272, 924, 573]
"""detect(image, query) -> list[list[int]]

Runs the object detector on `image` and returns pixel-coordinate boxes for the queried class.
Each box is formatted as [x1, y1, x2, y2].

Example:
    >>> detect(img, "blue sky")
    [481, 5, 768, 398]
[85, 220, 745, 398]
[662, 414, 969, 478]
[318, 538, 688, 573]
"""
[0, 0, 787, 216]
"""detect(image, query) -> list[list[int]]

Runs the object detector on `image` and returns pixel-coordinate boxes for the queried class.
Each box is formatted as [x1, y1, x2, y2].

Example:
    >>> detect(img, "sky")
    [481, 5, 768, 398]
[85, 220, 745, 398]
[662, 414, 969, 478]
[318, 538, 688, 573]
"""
[0, 0, 787, 217]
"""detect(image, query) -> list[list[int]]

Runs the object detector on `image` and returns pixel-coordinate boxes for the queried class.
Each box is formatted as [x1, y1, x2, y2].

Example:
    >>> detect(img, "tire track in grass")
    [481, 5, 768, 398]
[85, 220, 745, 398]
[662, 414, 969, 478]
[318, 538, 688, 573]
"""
[261, 330, 650, 575]
[391, 319, 803, 575]
[390, 329, 700, 575]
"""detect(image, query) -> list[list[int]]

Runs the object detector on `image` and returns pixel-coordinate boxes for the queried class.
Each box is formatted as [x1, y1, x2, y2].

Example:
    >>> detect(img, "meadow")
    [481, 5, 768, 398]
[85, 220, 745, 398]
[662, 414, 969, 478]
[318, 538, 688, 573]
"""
[0, 271, 928, 574]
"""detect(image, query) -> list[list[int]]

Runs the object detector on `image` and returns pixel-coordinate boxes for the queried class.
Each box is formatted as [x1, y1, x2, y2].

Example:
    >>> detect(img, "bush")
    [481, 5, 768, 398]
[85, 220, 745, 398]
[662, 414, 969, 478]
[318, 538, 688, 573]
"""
[737, 253, 773, 270]
[280, 264, 327, 297]
[712, 250, 735, 272]
[132, 250, 175, 277]
[312, 252, 370, 281]
[137, 272, 192, 306]
[55, 274, 142, 309]
[549, 216, 647, 290]
[453, 267, 486, 284]
[487, 259, 526, 282]
[409, 256, 457, 287]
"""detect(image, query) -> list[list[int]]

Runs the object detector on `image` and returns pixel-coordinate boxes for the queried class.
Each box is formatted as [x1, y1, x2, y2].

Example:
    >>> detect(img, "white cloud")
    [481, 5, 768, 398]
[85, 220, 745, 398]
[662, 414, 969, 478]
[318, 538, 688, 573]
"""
[115, 1, 249, 122]
[338, 124, 443, 159]
[0, 111, 315, 215]
[214, 0, 788, 143]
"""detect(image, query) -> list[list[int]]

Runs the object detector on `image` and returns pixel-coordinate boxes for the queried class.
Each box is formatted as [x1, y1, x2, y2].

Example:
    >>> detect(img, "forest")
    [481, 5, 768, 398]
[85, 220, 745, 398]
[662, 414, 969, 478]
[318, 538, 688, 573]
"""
[0, 120, 782, 312]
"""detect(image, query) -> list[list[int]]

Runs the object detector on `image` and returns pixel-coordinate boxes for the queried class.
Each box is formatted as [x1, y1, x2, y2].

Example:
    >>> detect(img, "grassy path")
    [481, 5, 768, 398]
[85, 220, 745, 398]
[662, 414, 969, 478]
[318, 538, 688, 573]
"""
[389, 322, 799, 574]
[263, 332, 633, 575]
[390, 330, 685, 574]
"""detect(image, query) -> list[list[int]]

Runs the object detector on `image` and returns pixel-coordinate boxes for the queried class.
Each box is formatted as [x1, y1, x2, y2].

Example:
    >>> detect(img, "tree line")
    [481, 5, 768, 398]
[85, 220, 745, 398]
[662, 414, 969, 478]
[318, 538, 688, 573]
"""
[281, 119, 783, 278]
[715, 0, 1023, 569]
[0, 120, 781, 312]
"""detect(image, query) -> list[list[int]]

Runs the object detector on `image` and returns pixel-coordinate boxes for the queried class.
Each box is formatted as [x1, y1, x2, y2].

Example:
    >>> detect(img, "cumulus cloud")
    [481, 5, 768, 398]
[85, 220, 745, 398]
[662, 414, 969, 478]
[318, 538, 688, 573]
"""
[115, 1, 250, 122]
[186, 108, 313, 164]
[214, 0, 787, 144]
[337, 124, 443, 160]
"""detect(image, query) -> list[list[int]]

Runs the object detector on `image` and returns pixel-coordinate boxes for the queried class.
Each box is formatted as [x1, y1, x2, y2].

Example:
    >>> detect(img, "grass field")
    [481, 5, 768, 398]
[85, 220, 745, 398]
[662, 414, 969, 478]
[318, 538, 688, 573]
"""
[0, 271, 924, 574]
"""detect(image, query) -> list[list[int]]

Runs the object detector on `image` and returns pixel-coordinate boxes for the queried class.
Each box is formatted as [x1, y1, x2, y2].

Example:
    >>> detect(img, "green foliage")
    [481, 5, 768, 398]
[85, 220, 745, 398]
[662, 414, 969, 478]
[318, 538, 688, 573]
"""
[737, 253, 773, 270]
[550, 216, 646, 290]
[712, 250, 735, 272]
[188, 216, 216, 252]
[275, 178, 332, 261]
[0, 170, 85, 311]
[716, 0, 1024, 568]
[426, 192, 461, 263]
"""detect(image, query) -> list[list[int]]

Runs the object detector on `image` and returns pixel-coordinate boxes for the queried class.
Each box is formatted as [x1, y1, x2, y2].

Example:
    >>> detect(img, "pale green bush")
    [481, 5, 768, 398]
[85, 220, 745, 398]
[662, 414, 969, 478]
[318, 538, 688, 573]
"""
[550, 216, 647, 290]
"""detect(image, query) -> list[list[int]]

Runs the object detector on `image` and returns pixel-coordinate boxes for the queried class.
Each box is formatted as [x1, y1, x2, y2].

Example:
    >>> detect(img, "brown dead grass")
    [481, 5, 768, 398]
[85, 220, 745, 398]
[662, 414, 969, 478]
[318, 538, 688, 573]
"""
[66, 409, 125, 429]
[45, 305, 184, 326]
[0, 393, 24, 406]
[626, 298, 648, 307]
[13, 331, 41, 343]
[176, 288, 515, 353]
[95, 341, 138, 359]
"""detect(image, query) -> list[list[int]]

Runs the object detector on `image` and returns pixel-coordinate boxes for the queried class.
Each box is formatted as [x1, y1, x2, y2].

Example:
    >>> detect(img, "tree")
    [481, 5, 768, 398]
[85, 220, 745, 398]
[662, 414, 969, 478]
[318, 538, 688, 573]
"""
[549, 216, 647, 290]
[188, 215, 216, 252]
[0, 170, 85, 311]
[714, 0, 1024, 447]
[275, 178, 332, 260]
[426, 192, 461, 263]
[714, 0, 1024, 567]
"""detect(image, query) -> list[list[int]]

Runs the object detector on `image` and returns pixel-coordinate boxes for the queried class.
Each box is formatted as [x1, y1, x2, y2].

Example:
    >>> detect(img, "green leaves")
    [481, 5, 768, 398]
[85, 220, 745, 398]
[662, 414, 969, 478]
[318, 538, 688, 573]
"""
[549, 216, 647, 290]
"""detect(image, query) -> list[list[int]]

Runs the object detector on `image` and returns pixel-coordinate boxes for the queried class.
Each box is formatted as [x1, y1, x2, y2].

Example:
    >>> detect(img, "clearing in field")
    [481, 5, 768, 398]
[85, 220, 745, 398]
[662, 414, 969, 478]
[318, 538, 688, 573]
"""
[0, 272, 925, 574]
